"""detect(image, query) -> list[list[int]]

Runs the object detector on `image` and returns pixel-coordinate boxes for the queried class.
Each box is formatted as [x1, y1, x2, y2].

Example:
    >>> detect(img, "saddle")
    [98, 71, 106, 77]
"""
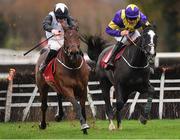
[42, 48, 62, 82]
[100, 45, 126, 69]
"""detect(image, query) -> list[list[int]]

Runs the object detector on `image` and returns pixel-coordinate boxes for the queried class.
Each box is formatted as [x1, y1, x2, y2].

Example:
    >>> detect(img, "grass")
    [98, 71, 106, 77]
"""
[0, 119, 180, 139]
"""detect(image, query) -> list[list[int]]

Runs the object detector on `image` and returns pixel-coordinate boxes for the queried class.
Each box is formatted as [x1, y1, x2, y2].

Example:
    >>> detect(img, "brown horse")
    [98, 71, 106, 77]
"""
[35, 25, 90, 134]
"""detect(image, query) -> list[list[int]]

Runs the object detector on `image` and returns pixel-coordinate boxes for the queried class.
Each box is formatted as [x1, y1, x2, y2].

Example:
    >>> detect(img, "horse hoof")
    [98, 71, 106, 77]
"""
[139, 115, 147, 125]
[54, 114, 63, 122]
[39, 122, 46, 129]
[109, 123, 116, 131]
[81, 123, 90, 130]
[82, 129, 88, 135]
[117, 124, 123, 130]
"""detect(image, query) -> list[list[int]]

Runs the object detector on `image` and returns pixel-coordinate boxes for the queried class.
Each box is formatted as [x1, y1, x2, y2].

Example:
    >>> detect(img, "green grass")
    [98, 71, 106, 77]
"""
[0, 119, 180, 139]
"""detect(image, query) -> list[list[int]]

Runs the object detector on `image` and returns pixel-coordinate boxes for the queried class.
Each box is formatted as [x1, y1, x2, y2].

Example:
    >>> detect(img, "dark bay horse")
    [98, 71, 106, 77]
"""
[82, 26, 157, 130]
[35, 25, 90, 134]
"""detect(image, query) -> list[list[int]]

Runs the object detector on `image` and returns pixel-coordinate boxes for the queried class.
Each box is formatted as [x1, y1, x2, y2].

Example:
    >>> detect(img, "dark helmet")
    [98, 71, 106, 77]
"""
[125, 4, 140, 19]
[54, 3, 69, 19]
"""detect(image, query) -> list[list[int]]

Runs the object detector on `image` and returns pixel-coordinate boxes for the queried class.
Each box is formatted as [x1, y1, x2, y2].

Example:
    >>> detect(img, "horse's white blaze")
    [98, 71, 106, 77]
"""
[150, 46, 155, 55]
[148, 30, 155, 55]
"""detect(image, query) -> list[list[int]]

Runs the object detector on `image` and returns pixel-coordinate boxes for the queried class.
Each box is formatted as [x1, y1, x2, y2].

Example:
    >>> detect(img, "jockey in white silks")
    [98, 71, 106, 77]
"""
[105, 4, 151, 70]
[39, 3, 75, 72]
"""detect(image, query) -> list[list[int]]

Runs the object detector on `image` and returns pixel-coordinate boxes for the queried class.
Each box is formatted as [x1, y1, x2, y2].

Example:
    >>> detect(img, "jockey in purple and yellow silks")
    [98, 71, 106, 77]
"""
[105, 4, 151, 70]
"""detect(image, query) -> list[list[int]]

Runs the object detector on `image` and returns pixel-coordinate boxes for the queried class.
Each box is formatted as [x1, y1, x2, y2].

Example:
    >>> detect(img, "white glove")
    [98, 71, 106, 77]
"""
[121, 30, 129, 36]
[51, 29, 61, 35]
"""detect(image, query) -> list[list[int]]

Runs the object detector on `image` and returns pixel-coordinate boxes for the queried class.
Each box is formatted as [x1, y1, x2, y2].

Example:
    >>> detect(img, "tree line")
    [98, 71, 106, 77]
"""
[0, 0, 179, 52]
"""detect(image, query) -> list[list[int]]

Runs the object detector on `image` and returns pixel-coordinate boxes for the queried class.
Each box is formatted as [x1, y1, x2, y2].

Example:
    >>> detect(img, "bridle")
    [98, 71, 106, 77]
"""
[56, 28, 84, 70]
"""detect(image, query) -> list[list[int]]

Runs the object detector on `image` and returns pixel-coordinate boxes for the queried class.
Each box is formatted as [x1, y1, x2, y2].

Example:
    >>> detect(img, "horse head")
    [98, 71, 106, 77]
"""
[140, 25, 158, 58]
[62, 23, 81, 62]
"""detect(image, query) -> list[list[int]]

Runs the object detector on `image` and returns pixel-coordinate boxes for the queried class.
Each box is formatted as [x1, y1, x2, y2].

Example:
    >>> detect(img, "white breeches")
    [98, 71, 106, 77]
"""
[48, 39, 64, 51]
[114, 30, 141, 45]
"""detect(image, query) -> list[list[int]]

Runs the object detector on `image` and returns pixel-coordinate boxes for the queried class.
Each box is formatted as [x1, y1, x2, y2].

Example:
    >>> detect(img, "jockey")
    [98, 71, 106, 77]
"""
[39, 3, 75, 72]
[105, 4, 151, 70]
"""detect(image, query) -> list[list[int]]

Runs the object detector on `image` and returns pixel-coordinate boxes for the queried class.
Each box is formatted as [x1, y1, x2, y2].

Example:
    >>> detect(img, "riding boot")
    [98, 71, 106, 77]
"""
[39, 49, 58, 73]
[105, 42, 124, 70]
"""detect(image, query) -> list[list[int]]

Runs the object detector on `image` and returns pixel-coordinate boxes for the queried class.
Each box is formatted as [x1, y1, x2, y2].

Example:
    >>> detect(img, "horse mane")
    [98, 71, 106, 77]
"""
[142, 25, 157, 35]
[81, 34, 111, 61]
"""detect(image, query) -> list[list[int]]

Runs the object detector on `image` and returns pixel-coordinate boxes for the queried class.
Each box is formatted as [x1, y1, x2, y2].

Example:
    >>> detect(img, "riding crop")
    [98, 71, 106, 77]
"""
[23, 34, 54, 56]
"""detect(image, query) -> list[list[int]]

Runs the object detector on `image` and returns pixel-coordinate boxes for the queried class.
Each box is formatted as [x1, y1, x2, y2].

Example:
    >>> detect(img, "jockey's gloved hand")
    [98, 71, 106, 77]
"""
[121, 30, 129, 36]
[51, 29, 61, 35]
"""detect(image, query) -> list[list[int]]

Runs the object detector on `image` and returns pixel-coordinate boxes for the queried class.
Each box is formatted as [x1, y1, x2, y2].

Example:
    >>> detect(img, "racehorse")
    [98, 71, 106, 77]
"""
[81, 25, 157, 130]
[35, 24, 90, 134]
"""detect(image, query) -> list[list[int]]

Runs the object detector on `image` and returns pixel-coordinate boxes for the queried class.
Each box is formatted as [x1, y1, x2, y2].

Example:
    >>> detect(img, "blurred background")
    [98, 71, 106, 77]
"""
[0, 0, 179, 52]
[0, 0, 180, 123]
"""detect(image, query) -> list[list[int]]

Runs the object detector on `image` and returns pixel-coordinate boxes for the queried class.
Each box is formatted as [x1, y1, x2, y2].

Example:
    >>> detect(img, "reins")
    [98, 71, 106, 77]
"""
[126, 35, 137, 46]
[121, 56, 149, 69]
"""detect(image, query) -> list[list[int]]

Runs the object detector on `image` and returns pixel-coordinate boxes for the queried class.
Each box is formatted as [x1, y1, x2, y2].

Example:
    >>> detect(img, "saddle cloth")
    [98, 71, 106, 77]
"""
[43, 58, 56, 83]
[100, 46, 126, 68]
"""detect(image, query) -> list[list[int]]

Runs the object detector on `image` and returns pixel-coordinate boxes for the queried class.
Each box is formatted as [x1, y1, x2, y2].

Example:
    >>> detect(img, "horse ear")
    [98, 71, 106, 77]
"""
[151, 21, 157, 31]
[73, 19, 79, 27]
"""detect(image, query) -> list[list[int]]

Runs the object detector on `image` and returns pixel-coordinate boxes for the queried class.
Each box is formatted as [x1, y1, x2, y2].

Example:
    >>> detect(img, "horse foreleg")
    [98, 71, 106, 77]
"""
[100, 79, 115, 130]
[55, 94, 64, 122]
[39, 88, 48, 129]
[139, 97, 152, 125]
[104, 96, 115, 131]
[80, 98, 86, 121]
[80, 97, 90, 134]
[115, 83, 125, 130]
[140, 83, 154, 125]
[68, 97, 89, 134]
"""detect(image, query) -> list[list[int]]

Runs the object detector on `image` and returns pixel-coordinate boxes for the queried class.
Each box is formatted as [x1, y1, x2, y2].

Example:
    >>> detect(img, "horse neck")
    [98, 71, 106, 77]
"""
[124, 42, 148, 67]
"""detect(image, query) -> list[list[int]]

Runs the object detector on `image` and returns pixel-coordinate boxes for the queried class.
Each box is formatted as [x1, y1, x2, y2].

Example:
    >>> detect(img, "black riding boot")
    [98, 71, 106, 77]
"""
[105, 42, 124, 70]
[39, 49, 58, 73]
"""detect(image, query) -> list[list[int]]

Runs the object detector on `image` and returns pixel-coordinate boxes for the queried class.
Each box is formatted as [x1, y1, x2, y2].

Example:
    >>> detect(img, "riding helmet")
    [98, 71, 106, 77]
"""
[125, 4, 140, 19]
[54, 3, 69, 19]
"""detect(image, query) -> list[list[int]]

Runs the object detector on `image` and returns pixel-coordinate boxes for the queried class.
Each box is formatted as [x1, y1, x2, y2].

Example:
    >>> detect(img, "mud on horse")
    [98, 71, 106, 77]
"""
[82, 25, 158, 131]
[35, 24, 90, 134]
